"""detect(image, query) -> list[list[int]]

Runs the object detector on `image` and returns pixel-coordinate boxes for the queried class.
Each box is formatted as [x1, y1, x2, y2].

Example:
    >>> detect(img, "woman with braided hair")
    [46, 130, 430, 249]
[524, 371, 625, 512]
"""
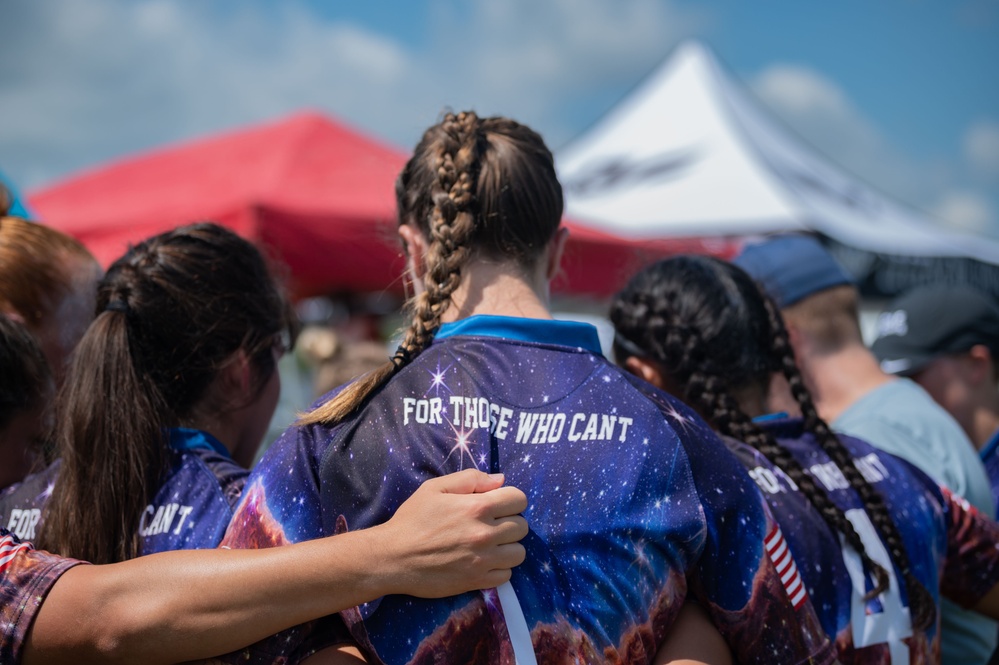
[610, 254, 999, 664]
[220, 112, 837, 664]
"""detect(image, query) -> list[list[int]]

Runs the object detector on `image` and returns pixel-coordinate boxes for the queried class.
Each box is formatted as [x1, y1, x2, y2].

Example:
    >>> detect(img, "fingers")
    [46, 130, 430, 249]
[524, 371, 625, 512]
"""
[475, 485, 528, 518]
[492, 542, 527, 570]
[489, 515, 529, 545]
[467, 543, 527, 590]
[429, 468, 505, 495]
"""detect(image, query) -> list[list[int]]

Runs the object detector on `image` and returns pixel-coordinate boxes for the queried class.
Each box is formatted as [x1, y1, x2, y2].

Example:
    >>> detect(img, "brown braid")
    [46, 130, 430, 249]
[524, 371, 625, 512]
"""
[302, 111, 562, 426]
[394, 111, 479, 360]
[763, 295, 936, 629]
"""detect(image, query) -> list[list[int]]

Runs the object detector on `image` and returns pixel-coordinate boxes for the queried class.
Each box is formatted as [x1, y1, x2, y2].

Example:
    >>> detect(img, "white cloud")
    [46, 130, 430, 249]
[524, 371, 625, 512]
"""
[932, 190, 996, 234]
[749, 64, 964, 223]
[752, 65, 853, 118]
[0, 0, 709, 189]
[964, 119, 999, 180]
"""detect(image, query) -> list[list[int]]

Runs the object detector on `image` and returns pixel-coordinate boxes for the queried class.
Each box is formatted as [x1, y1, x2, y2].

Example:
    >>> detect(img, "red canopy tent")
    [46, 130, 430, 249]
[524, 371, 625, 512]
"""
[30, 112, 734, 299]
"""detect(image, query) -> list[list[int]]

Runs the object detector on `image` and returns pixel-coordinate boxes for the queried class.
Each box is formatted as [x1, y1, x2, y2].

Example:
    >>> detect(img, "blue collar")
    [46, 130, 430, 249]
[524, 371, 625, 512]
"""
[435, 315, 603, 355]
[752, 411, 790, 424]
[168, 428, 232, 458]
[981, 428, 999, 463]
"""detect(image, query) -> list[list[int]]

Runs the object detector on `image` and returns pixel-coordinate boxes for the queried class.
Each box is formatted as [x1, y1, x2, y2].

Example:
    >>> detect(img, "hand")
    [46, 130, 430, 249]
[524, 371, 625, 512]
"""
[372, 469, 528, 598]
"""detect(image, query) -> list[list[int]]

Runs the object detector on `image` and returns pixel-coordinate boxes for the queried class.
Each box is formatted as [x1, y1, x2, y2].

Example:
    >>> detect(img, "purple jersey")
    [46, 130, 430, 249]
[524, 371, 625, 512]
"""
[726, 416, 999, 663]
[0, 428, 246, 553]
[980, 429, 999, 519]
[221, 316, 834, 664]
[0, 528, 82, 664]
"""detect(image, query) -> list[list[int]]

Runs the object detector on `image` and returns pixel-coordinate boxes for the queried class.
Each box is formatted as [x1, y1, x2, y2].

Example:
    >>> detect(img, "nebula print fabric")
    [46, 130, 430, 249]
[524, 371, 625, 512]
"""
[979, 433, 999, 518]
[0, 528, 81, 664]
[220, 316, 834, 664]
[0, 429, 247, 553]
[725, 417, 999, 663]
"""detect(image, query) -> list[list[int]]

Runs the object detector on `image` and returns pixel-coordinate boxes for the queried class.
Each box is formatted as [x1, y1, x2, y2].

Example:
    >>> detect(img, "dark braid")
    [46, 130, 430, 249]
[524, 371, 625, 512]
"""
[301, 111, 563, 426]
[652, 316, 891, 604]
[609, 255, 940, 622]
[763, 295, 936, 629]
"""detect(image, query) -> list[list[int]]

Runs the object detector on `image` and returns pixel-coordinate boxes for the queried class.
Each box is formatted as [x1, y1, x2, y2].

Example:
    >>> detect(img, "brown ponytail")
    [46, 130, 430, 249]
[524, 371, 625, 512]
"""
[38, 223, 292, 563]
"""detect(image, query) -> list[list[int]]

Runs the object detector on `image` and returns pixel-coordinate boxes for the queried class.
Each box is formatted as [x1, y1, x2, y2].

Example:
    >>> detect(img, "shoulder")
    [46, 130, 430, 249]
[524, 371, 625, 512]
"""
[0, 529, 83, 665]
[835, 380, 967, 451]
[179, 449, 249, 509]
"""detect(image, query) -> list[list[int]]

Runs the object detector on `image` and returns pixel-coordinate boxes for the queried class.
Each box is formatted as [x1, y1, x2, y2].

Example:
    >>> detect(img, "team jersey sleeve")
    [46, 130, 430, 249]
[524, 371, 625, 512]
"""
[644, 393, 835, 664]
[0, 530, 84, 664]
[215, 418, 354, 664]
[221, 420, 330, 550]
[938, 485, 999, 609]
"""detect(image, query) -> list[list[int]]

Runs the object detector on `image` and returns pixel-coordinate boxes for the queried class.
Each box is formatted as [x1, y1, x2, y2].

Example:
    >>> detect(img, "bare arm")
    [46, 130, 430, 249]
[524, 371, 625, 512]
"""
[23, 469, 528, 665]
[653, 602, 733, 665]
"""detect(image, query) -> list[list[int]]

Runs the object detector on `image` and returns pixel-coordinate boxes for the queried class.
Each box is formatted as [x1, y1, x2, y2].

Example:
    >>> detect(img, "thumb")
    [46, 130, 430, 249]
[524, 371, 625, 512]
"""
[434, 469, 505, 495]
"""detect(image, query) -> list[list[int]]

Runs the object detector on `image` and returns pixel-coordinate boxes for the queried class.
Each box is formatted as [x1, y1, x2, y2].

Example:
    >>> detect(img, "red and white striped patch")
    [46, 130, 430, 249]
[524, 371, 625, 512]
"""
[765, 525, 808, 610]
[0, 533, 32, 574]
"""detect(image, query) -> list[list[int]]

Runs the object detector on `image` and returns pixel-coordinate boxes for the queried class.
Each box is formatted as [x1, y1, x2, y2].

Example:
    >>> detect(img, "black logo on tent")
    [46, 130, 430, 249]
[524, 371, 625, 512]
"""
[563, 149, 699, 197]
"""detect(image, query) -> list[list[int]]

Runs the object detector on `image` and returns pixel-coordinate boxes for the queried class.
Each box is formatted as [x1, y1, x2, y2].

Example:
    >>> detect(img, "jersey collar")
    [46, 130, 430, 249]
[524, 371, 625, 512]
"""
[168, 427, 232, 458]
[435, 315, 603, 355]
[981, 427, 999, 463]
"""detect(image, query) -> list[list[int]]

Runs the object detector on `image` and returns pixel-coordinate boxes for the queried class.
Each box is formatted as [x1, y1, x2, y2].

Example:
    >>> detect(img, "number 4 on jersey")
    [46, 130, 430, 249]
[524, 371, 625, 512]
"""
[841, 508, 913, 663]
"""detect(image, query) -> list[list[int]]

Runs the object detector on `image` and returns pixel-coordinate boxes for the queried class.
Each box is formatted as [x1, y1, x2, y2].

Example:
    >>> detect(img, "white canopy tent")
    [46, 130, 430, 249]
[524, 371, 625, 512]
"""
[556, 41, 999, 297]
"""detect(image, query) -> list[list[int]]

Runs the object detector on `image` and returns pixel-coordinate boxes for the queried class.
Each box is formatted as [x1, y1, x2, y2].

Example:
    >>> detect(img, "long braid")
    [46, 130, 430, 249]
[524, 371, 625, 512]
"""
[661, 324, 892, 602]
[395, 111, 479, 360]
[300, 112, 483, 426]
[764, 296, 936, 629]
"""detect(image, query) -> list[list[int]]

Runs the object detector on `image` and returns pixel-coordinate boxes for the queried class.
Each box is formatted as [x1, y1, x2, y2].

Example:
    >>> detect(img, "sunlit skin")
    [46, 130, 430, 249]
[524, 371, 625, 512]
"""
[911, 345, 999, 451]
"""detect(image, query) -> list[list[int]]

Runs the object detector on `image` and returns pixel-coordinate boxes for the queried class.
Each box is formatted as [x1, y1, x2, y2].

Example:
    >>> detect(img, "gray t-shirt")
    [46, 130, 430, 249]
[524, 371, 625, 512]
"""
[834, 377, 996, 665]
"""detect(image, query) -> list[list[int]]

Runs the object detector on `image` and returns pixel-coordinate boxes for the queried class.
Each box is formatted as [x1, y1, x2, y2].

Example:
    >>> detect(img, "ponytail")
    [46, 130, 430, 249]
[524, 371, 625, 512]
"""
[37, 309, 170, 563]
[37, 223, 291, 564]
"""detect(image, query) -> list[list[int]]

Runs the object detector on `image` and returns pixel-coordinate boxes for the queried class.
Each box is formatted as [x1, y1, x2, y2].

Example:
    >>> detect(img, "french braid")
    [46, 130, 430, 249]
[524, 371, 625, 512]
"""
[300, 112, 483, 425]
[763, 295, 935, 629]
[657, 317, 892, 603]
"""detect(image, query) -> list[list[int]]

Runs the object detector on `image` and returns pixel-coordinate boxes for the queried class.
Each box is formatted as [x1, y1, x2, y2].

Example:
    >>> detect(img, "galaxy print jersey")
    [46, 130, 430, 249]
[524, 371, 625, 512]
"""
[725, 416, 999, 664]
[0, 527, 82, 664]
[221, 315, 834, 665]
[0, 428, 247, 553]
[979, 429, 999, 518]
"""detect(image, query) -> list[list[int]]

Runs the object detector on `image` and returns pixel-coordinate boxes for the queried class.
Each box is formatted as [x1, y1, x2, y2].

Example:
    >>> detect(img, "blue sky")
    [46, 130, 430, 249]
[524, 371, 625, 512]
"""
[2, 0, 997, 236]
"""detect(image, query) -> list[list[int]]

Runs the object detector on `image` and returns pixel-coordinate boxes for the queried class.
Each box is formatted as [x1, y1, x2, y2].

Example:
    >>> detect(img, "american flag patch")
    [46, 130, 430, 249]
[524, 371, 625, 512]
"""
[765, 525, 808, 609]
[0, 533, 31, 574]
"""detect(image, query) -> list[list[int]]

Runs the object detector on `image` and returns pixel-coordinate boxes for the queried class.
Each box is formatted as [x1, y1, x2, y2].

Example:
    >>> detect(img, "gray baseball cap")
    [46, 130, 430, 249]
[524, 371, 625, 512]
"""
[872, 285, 999, 376]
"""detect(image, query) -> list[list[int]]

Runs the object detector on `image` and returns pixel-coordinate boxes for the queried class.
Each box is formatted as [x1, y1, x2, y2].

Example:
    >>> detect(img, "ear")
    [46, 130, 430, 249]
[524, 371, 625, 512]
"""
[966, 345, 994, 386]
[623, 355, 667, 390]
[218, 349, 254, 402]
[1, 307, 26, 326]
[398, 224, 429, 282]
[545, 226, 570, 282]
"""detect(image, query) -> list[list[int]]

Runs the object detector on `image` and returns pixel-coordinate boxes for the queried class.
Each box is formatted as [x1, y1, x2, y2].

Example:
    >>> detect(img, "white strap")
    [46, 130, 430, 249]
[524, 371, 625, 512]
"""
[494, 581, 538, 665]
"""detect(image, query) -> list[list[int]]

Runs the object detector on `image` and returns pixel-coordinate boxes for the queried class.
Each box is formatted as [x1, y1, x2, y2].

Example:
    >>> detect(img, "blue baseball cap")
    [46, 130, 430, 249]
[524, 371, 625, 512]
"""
[733, 235, 854, 308]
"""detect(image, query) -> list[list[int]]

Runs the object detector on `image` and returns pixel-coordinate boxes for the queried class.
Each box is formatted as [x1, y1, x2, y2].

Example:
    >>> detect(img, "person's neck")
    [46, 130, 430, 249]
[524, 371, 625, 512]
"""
[801, 342, 895, 423]
[968, 398, 999, 451]
[439, 258, 551, 323]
